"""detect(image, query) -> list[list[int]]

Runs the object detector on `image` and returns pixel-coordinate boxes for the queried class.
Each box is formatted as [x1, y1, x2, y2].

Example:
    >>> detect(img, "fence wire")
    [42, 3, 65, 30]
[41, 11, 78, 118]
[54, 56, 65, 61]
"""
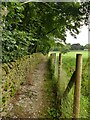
[51, 53, 89, 118]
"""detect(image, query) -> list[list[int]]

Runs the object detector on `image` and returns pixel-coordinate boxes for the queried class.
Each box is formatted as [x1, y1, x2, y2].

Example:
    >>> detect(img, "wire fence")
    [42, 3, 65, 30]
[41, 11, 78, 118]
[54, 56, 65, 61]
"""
[50, 52, 88, 118]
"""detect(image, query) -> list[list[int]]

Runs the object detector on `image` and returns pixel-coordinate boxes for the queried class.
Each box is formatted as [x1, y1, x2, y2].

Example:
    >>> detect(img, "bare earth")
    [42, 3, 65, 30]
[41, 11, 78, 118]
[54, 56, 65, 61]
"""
[6, 59, 50, 118]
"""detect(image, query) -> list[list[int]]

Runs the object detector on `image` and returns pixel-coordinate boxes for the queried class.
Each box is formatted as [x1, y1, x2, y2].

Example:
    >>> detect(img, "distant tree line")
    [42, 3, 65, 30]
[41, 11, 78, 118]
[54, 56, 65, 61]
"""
[70, 43, 90, 50]
[52, 43, 90, 53]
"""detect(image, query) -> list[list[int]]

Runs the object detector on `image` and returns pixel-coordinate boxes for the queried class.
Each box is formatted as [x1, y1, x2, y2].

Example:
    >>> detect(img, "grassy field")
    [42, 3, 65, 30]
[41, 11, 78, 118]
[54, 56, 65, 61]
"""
[49, 50, 89, 118]
[62, 50, 89, 118]
[63, 50, 88, 58]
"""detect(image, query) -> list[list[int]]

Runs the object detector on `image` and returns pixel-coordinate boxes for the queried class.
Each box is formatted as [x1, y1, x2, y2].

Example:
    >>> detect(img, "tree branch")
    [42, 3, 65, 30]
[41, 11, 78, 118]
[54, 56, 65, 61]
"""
[46, 27, 57, 35]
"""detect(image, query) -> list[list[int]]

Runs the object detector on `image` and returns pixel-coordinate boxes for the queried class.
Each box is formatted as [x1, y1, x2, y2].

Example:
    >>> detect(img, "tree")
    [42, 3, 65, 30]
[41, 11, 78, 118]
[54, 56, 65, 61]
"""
[84, 44, 90, 50]
[2, 2, 87, 39]
[2, 2, 89, 63]
[71, 43, 84, 50]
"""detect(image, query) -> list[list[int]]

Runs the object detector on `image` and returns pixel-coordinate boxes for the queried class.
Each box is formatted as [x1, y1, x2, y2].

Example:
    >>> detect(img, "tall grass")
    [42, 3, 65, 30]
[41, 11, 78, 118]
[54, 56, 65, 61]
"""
[61, 50, 89, 118]
[49, 50, 89, 118]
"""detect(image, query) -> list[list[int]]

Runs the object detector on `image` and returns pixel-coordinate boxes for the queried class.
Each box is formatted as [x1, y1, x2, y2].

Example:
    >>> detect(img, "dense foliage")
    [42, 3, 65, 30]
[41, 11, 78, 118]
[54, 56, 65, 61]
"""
[70, 43, 84, 50]
[1, 2, 89, 63]
[70, 43, 90, 50]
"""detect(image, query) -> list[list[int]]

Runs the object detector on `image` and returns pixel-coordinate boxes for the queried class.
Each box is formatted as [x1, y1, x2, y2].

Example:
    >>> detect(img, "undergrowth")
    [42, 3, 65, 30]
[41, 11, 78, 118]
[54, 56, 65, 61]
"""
[43, 57, 61, 119]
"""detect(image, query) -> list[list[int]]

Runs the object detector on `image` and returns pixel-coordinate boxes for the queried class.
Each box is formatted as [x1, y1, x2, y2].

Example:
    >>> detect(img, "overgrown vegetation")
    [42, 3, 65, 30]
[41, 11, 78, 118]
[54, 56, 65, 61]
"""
[43, 56, 59, 119]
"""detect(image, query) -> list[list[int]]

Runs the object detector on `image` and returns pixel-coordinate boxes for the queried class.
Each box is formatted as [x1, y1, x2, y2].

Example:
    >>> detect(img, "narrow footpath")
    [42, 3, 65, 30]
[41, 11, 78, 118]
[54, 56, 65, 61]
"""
[6, 59, 54, 118]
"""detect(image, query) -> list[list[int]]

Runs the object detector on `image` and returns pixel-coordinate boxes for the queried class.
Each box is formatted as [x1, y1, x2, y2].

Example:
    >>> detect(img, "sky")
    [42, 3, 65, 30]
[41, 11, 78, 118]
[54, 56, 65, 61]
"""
[66, 25, 88, 46]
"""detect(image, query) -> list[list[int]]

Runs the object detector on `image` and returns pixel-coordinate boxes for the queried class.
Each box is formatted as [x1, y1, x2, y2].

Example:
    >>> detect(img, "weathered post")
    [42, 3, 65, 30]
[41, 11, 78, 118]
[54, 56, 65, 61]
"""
[63, 71, 76, 98]
[50, 53, 53, 58]
[58, 53, 62, 116]
[53, 53, 57, 77]
[58, 53, 62, 94]
[53, 53, 56, 64]
[50, 53, 53, 66]
[58, 53, 62, 81]
[73, 54, 82, 119]
[52, 53, 55, 65]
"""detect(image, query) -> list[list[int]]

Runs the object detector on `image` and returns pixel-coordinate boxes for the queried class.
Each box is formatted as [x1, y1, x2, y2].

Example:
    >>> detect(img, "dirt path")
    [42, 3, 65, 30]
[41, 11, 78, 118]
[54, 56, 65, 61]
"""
[6, 59, 51, 118]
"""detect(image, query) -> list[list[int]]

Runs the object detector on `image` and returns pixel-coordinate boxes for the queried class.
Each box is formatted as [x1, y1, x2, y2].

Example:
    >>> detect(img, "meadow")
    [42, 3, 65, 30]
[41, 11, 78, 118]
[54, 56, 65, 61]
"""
[49, 50, 89, 118]
[61, 50, 89, 118]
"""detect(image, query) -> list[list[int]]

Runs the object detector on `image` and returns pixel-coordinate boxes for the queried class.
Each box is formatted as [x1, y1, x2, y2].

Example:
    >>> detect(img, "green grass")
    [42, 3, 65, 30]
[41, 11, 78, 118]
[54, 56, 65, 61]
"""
[61, 50, 89, 118]
[49, 50, 89, 118]
[43, 58, 59, 119]
[63, 50, 88, 58]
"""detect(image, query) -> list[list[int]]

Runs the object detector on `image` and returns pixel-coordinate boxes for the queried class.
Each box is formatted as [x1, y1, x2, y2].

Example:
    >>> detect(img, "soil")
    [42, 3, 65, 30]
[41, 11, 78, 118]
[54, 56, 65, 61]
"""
[6, 59, 52, 118]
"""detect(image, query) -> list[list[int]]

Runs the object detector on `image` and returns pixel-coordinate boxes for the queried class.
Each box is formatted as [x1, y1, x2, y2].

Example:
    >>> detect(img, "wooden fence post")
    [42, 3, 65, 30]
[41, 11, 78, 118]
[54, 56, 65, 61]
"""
[50, 53, 53, 65]
[63, 71, 76, 98]
[50, 53, 52, 58]
[73, 54, 82, 119]
[58, 53, 62, 81]
[50, 53, 55, 64]
[58, 53, 62, 116]
[53, 53, 56, 64]
[53, 53, 57, 78]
